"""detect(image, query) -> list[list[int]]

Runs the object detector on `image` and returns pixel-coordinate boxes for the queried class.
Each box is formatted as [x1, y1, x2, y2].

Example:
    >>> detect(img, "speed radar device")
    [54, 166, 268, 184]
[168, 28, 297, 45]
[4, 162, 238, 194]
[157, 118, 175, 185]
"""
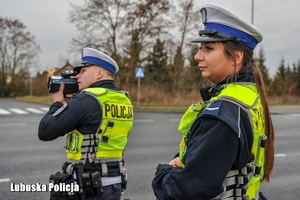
[48, 70, 79, 95]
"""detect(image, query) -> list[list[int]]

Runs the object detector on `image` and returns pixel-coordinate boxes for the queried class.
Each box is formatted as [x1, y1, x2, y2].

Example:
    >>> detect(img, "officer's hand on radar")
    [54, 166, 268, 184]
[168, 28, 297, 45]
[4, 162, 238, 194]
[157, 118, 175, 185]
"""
[64, 93, 73, 103]
[50, 84, 65, 104]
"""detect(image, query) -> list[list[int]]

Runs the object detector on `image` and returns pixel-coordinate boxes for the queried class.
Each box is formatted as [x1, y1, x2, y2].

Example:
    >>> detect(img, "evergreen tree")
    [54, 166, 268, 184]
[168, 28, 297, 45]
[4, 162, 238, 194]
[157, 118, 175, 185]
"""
[285, 65, 296, 95]
[121, 30, 142, 88]
[145, 39, 170, 87]
[256, 47, 271, 85]
[270, 58, 286, 96]
[278, 58, 286, 80]
[297, 61, 300, 94]
[171, 46, 184, 95]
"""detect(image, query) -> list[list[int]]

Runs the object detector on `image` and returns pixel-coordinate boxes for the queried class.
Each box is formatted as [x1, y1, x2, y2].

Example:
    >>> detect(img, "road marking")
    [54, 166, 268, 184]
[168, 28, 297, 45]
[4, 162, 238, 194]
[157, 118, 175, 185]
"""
[288, 114, 300, 116]
[1, 108, 47, 115]
[0, 178, 10, 183]
[9, 108, 28, 114]
[284, 114, 300, 119]
[25, 108, 45, 114]
[275, 153, 286, 157]
[134, 119, 154, 122]
[0, 108, 10, 115]
[41, 107, 49, 112]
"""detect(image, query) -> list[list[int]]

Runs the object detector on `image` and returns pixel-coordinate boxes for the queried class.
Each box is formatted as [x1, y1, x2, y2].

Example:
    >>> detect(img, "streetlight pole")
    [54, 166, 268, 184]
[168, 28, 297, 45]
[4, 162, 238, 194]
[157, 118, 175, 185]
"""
[251, 0, 254, 24]
[30, 77, 33, 96]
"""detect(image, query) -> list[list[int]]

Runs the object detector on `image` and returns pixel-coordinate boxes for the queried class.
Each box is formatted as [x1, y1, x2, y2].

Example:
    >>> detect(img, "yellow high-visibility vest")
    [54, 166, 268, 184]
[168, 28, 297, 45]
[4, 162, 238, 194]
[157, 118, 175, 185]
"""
[65, 88, 134, 162]
[178, 83, 265, 199]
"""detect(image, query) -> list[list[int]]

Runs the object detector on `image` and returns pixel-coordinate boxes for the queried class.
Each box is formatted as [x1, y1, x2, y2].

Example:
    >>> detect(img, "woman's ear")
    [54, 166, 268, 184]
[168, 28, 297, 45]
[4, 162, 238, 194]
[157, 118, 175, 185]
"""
[234, 50, 244, 66]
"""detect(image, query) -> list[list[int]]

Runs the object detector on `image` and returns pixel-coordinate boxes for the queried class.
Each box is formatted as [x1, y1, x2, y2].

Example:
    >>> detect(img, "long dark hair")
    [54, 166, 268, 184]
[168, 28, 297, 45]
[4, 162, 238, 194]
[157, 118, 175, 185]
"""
[222, 41, 275, 182]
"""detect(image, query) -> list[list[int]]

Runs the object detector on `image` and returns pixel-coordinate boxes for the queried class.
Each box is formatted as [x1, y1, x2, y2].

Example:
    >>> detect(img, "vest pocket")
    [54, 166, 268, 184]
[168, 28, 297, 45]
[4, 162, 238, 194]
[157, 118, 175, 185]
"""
[99, 120, 114, 143]
[64, 133, 71, 150]
[65, 132, 79, 153]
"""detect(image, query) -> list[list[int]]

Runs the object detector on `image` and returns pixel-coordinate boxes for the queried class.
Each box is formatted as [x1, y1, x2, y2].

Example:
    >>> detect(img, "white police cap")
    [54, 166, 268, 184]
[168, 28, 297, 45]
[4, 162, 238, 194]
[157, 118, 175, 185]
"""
[74, 47, 119, 74]
[191, 3, 263, 50]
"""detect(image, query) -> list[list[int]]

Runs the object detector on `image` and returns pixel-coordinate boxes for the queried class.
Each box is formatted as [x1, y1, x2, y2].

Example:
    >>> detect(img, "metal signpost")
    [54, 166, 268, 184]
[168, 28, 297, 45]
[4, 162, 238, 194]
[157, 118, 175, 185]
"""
[135, 68, 145, 107]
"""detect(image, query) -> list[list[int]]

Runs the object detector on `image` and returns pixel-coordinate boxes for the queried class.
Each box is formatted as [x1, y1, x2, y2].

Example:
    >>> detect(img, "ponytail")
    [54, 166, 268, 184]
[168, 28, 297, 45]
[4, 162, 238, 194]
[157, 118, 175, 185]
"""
[223, 41, 275, 182]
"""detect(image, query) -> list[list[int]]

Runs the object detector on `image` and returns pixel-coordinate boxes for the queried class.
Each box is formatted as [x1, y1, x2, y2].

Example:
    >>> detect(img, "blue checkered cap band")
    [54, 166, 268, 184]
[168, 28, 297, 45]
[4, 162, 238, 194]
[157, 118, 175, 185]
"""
[75, 47, 119, 74]
[191, 3, 263, 50]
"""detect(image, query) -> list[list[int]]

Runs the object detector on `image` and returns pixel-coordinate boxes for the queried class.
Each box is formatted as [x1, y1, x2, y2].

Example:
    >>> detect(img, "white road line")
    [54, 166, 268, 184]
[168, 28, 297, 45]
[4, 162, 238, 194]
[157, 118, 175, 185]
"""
[134, 119, 154, 122]
[41, 107, 49, 112]
[25, 108, 45, 114]
[288, 114, 300, 116]
[284, 114, 300, 119]
[0, 108, 11, 115]
[275, 153, 286, 157]
[0, 178, 10, 183]
[9, 108, 28, 114]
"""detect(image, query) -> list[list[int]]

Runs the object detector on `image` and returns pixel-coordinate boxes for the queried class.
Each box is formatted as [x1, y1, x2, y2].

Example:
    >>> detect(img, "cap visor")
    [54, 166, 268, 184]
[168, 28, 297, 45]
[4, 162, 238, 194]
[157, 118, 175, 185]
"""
[190, 35, 229, 43]
[73, 63, 94, 72]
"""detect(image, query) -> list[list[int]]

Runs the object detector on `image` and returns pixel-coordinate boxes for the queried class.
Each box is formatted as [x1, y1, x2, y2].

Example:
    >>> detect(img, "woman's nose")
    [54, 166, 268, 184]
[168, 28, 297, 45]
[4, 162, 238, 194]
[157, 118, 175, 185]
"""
[194, 50, 203, 62]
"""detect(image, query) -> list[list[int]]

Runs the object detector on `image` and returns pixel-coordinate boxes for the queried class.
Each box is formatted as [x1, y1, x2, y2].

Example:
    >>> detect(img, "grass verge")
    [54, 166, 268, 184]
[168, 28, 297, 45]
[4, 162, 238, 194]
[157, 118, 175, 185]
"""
[15, 95, 53, 105]
[14, 95, 188, 113]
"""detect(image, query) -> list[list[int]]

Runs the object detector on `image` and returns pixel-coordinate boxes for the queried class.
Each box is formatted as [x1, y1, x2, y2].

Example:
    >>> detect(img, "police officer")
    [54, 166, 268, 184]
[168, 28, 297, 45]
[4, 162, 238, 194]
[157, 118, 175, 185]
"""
[38, 47, 134, 200]
[152, 3, 274, 200]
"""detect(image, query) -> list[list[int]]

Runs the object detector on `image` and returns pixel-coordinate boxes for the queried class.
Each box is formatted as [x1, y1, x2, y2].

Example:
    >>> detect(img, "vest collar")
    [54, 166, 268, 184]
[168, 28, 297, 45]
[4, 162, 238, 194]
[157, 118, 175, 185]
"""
[89, 80, 119, 91]
[200, 70, 253, 101]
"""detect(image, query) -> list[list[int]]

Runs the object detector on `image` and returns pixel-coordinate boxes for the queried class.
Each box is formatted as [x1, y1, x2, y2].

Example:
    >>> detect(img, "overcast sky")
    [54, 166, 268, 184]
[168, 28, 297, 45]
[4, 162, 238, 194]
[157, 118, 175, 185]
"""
[1, 0, 299, 78]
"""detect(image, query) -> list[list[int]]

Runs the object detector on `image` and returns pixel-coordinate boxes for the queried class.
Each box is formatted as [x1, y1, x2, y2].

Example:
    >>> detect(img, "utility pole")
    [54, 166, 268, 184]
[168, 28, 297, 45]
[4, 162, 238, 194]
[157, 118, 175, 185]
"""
[30, 77, 33, 96]
[251, 0, 254, 24]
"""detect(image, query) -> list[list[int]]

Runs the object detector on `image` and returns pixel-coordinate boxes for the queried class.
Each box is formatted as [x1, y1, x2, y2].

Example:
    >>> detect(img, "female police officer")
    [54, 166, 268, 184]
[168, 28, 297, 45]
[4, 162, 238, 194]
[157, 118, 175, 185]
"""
[152, 3, 274, 200]
[38, 47, 133, 200]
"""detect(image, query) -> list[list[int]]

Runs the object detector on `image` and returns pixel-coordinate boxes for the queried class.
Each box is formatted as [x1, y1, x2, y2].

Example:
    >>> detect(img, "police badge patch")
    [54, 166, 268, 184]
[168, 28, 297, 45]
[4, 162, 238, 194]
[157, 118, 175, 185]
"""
[53, 103, 68, 117]
[200, 7, 207, 24]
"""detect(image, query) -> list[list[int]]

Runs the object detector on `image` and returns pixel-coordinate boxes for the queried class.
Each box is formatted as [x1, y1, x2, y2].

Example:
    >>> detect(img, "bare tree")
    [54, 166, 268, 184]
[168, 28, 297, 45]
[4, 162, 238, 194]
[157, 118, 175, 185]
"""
[171, 0, 199, 96]
[176, 0, 199, 51]
[68, 0, 129, 59]
[122, 0, 172, 89]
[0, 16, 40, 96]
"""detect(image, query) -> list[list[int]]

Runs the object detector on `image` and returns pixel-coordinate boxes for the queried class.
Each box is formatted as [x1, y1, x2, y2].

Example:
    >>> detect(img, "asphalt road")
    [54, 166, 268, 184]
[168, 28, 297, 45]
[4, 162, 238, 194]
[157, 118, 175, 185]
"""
[0, 98, 300, 200]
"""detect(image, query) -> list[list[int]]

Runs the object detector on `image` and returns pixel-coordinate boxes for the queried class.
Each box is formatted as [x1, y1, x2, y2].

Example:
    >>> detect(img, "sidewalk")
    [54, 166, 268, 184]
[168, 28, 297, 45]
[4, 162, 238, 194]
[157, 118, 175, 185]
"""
[269, 105, 300, 114]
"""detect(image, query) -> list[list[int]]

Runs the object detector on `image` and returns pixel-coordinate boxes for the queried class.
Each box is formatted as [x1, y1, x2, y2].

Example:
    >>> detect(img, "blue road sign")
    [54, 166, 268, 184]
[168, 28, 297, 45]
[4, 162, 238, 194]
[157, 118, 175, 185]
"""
[135, 68, 145, 78]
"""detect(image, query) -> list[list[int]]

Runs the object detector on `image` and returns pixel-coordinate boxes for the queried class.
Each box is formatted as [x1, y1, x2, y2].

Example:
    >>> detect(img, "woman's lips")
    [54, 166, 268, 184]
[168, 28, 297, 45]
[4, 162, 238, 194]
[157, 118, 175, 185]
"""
[199, 66, 206, 71]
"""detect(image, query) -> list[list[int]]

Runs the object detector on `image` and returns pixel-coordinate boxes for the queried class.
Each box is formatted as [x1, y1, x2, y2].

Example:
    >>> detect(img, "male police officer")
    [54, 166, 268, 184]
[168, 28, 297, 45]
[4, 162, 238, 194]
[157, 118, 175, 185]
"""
[38, 47, 134, 200]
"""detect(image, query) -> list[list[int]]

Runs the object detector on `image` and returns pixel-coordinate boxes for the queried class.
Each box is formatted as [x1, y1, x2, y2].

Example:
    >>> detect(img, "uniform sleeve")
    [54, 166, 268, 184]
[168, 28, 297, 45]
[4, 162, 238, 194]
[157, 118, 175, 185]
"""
[38, 94, 101, 141]
[152, 117, 239, 200]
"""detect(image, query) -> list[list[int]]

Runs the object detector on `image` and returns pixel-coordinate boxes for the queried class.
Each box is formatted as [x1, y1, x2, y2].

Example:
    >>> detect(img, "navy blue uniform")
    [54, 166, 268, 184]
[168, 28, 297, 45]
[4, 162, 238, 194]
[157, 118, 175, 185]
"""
[38, 80, 121, 176]
[152, 71, 254, 200]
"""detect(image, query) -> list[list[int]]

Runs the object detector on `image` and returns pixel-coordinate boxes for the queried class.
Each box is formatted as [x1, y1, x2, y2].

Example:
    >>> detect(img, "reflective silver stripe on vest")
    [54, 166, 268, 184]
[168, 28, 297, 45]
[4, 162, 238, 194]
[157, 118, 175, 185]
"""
[80, 91, 103, 161]
[213, 162, 254, 200]
[88, 156, 124, 177]
[215, 196, 249, 200]
[214, 188, 249, 200]
[101, 176, 121, 186]
[80, 133, 98, 161]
